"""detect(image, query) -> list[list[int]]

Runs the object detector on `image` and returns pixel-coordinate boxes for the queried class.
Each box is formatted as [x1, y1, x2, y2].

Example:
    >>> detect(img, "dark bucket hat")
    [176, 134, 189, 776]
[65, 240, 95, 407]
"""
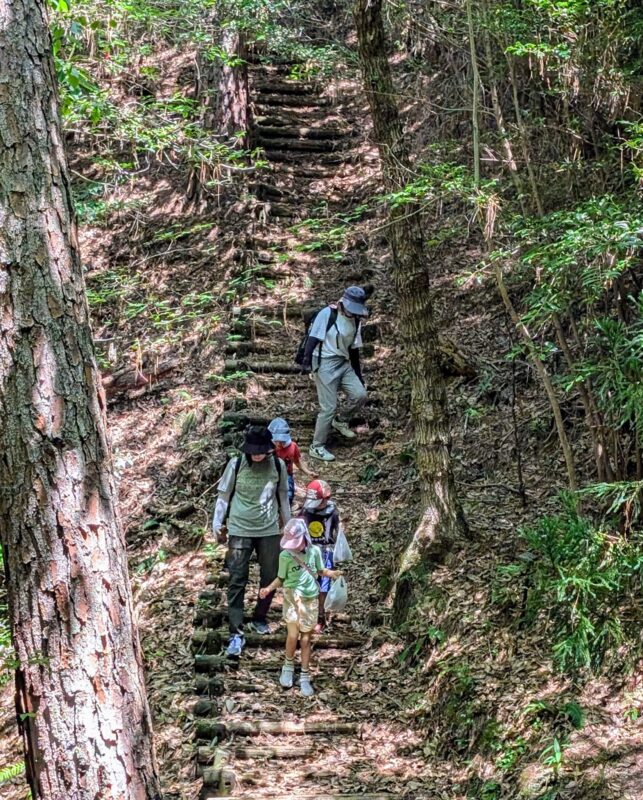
[242, 425, 274, 455]
[341, 285, 368, 317]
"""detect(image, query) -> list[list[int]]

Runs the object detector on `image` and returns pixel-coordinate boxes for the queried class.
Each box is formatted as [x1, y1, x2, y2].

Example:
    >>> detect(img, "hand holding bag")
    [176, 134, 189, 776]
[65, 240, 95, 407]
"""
[324, 576, 348, 612]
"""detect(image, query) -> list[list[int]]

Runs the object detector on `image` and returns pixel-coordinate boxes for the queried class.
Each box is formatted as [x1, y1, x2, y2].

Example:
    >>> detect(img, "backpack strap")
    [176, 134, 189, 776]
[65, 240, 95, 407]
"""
[224, 456, 243, 523]
[290, 550, 318, 579]
[273, 454, 283, 516]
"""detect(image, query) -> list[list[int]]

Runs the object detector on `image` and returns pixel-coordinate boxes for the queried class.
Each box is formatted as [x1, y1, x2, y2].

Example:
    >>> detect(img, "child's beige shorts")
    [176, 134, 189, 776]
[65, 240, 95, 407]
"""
[282, 588, 318, 633]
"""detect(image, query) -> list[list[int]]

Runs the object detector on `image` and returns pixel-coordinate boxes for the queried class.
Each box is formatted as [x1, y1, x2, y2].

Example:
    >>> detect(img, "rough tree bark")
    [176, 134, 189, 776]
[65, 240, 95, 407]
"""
[0, 1, 162, 797]
[354, 0, 467, 623]
[187, 28, 249, 204]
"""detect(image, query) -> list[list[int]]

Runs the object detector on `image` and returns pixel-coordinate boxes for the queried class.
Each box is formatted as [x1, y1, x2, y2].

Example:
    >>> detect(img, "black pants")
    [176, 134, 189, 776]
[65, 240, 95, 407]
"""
[227, 534, 280, 633]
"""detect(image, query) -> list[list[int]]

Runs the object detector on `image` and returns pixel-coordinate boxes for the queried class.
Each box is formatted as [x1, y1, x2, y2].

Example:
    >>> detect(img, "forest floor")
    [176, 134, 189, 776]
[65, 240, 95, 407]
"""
[1, 22, 642, 800]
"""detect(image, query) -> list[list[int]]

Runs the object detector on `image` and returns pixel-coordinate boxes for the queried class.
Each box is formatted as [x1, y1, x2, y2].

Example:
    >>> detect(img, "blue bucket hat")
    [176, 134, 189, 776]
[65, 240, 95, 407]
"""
[268, 417, 292, 446]
[341, 286, 368, 317]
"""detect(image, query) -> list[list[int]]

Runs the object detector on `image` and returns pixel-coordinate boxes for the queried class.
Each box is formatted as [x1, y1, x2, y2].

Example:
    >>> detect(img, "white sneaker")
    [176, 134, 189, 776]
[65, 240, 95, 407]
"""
[279, 662, 294, 689]
[332, 419, 356, 439]
[299, 672, 315, 697]
[309, 444, 335, 462]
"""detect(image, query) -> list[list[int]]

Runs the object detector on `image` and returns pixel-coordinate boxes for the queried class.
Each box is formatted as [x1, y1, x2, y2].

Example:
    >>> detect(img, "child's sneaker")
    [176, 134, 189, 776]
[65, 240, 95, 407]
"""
[226, 633, 244, 658]
[299, 671, 315, 697]
[331, 419, 356, 439]
[248, 620, 271, 635]
[279, 661, 295, 689]
[309, 444, 335, 462]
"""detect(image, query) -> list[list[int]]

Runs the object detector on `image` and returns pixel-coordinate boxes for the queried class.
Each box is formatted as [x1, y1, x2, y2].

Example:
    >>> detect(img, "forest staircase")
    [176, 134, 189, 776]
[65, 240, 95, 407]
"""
[190, 57, 415, 800]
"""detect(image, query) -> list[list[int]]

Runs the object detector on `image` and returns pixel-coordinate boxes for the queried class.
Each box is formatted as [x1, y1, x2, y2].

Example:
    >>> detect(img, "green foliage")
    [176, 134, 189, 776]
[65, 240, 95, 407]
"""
[500, 195, 643, 481]
[516, 493, 642, 673]
[0, 548, 13, 688]
[0, 761, 25, 786]
[513, 196, 642, 325]
[399, 626, 445, 666]
[135, 549, 167, 575]
[541, 736, 567, 777]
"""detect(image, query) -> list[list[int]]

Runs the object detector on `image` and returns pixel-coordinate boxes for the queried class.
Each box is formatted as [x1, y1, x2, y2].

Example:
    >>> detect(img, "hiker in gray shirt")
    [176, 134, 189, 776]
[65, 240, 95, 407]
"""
[301, 286, 368, 462]
[213, 426, 291, 657]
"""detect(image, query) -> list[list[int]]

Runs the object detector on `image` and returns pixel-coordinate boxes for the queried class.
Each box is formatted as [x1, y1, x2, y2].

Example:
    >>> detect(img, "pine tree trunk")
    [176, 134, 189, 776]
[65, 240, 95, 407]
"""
[353, 0, 467, 623]
[0, 1, 162, 797]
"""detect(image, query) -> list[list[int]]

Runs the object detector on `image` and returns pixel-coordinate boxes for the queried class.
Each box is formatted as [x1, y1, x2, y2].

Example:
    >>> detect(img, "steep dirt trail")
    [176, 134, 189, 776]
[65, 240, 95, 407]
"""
[190, 59, 421, 800]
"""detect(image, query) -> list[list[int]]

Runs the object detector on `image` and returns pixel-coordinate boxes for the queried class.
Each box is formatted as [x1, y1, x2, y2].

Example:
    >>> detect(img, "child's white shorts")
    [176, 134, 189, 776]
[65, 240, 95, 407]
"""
[282, 588, 318, 632]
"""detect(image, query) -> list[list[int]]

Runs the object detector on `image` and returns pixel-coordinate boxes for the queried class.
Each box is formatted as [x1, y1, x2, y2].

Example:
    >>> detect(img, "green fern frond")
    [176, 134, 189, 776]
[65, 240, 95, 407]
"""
[0, 761, 25, 785]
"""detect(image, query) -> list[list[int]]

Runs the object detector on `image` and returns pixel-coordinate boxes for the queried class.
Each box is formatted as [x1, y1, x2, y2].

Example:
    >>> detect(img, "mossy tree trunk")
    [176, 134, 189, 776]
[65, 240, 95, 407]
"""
[0, 1, 162, 797]
[354, 0, 467, 623]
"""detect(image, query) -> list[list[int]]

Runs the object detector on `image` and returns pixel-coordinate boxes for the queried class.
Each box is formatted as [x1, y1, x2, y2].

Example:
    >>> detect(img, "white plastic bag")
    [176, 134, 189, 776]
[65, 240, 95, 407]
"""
[333, 527, 353, 563]
[324, 576, 348, 613]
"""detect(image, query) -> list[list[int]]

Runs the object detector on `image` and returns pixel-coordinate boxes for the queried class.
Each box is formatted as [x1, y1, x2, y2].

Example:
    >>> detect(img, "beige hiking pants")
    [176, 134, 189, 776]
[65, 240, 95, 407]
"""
[312, 357, 367, 446]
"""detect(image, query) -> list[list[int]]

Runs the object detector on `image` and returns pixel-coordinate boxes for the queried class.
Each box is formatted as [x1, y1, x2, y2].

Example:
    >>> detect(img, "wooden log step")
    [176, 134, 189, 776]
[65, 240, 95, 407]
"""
[198, 589, 223, 605]
[195, 719, 360, 740]
[255, 125, 348, 140]
[223, 359, 303, 375]
[265, 202, 301, 217]
[254, 111, 344, 126]
[194, 676, 263, 696]
[259, 150, 346, 165]
[199, 748, 235, 795]
[192, 629, 363, 652]
[219, 410, 313, 430]
[203, 795, 401, 800]
[275, 167, 341, 180]
[247, 62, 304, 75]
[205, 572, 228, 587]
[235, 302, 316, 319]
[248, 181, 290, 200]
[254, 80, 318, 95]
[229, 319, 285, 338]
[224, 341, 272, 357]
[197, 744, 313, 764]
[253, 94, 330, 108]
[195, 602, 358, 629]
[194, 698, 218, 717]
[255, 136, 347, 152]
[194, 653, 353, 673]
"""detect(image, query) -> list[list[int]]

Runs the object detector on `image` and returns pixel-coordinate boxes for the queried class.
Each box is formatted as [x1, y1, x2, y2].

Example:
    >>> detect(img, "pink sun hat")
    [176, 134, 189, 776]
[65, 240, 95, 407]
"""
[280, 518, 311, 552]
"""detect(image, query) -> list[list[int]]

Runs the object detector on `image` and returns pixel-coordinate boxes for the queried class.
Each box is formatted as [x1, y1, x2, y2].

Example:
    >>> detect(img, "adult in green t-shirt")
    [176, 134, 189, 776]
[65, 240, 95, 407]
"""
[212, 426, 290, 657]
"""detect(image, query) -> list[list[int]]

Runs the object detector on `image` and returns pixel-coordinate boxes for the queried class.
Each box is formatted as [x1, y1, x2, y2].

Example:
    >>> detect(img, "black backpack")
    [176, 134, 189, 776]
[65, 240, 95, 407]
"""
[224, 454, 283, 522]
[294, 306, 338, 366]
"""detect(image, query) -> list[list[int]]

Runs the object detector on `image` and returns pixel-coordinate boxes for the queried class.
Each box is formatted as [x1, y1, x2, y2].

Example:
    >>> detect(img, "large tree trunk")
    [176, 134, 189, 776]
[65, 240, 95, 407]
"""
[0, 1, 162, 797]
[354, 0, 467, 623]
[187, 28, 249, 205]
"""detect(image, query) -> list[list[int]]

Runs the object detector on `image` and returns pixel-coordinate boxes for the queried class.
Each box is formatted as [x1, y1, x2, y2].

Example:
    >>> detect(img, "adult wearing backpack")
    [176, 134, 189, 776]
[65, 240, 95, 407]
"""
[212, 426, 291, 656]
[301, 286, 368, 462]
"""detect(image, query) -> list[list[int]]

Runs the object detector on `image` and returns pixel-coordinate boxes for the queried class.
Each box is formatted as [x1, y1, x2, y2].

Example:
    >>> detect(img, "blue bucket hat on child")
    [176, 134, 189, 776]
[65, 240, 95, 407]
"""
[268, 417, 292, 447]
[341, 286, 368, 317]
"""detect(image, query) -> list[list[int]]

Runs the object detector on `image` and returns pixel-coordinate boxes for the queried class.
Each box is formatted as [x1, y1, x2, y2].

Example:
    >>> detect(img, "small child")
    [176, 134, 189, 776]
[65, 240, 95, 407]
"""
[299, 479, 340, 633]
[268, 417, 316, 506]
[259, 518, 340, 697]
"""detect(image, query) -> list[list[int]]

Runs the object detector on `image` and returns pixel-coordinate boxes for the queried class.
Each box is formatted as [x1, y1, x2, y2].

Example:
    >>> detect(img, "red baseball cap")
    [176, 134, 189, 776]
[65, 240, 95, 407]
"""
[303, 479, 332, 510]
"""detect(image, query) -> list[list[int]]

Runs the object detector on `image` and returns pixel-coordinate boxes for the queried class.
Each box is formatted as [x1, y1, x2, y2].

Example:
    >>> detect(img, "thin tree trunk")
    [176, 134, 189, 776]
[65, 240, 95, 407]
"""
[465, 0, 481, 186]
[354, 0, 467, 624]
[494, 266, 577, 490]
[552, 313, 614, 482]
[0, 1, 162, 797]
[506, 55, 544, 217]
[480, 4, 527, 216]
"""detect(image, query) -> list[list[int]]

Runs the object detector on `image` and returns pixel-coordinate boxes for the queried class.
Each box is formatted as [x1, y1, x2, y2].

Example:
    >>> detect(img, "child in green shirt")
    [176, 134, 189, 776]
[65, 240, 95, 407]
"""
[259, 518, 341, 697]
